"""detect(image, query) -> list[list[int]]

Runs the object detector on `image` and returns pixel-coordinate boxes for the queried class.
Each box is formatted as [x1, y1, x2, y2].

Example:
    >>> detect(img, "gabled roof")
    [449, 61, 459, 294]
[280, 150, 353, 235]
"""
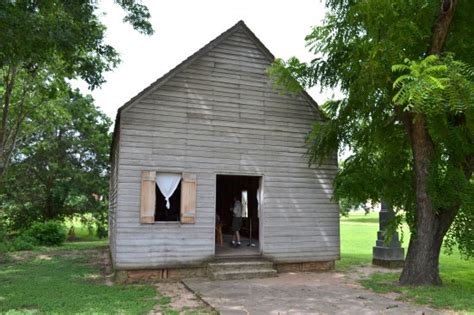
[111, 20, 323, 160]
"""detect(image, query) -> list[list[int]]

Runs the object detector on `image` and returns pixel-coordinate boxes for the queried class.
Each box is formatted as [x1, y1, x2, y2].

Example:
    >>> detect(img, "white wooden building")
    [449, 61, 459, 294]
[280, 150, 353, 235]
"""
[109, 21, 340, 280]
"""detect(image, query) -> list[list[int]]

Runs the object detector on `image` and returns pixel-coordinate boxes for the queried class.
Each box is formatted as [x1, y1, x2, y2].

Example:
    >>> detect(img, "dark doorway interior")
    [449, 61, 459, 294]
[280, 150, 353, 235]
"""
[215, 175, 260, 256]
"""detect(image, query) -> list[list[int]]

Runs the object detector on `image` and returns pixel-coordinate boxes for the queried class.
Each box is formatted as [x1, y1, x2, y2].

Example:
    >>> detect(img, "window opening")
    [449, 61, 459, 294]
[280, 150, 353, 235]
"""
[155, 174, 182, 222]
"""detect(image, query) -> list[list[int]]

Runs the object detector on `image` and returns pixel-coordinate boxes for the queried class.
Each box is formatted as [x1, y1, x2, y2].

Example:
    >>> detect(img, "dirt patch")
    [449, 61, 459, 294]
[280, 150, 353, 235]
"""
[344, 264, 404, 299]
[5, 248, 103, 264]
[342, 264, 401, 283]
[156, 282, 202, 309]
[6, 250, 39, 262]
[149, 281, 216, 314]
[36, 254, 53, 260]
[96, 248, 114, 286]
[350, 264, 403, 279]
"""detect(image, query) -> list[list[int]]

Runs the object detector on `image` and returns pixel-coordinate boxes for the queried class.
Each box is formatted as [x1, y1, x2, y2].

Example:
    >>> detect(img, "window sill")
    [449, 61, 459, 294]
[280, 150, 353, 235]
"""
[151, 221, 181, 225]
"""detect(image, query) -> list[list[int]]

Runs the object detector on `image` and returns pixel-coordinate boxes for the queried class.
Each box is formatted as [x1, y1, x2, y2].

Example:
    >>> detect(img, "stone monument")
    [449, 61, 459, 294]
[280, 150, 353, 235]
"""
[372, 202, 405, 268]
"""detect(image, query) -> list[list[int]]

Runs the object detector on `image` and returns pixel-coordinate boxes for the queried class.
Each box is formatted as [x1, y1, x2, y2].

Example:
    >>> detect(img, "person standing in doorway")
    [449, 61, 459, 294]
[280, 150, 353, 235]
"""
[230, 196, 242, 247]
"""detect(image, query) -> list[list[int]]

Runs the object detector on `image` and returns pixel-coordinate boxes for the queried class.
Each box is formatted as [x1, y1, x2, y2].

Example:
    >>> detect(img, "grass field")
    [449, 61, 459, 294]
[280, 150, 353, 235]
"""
[340, 212, 474, 313]
[64, 217, 106, 242]
[0, 243, 157, 314]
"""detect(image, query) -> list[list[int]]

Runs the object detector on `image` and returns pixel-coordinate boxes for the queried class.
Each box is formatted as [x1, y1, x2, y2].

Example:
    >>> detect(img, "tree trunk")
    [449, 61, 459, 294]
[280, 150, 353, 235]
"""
[399, 116, 458, 285]
[44, 191, 56, 221]
[0, 65, 17, 178]
[0, 131, 5, 177]
[399, 115, 441, 285]
[400, 117, 469, 286]
[398, 0, 460, 286]
[400, 208, 457, 285]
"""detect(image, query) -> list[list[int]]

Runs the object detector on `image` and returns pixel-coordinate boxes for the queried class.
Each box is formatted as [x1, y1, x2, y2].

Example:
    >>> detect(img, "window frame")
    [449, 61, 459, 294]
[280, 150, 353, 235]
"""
[139, 170, 196, 225]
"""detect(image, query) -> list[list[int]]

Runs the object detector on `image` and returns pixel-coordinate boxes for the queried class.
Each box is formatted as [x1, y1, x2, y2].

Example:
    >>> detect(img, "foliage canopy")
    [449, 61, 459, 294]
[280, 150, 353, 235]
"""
[2, 85, 111, 231]
[0, 0, 153, 177]
[0, 1, 150, 233]
[0, 0, 152, 87]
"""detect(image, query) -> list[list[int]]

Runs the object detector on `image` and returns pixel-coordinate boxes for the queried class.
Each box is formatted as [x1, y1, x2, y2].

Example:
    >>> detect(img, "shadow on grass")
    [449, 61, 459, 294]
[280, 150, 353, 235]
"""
[361, 270, 474, 312]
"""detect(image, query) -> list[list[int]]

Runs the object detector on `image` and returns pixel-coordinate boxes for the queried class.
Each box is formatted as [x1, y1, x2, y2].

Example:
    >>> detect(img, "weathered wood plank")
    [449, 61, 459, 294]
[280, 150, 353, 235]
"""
[112, 27, 339, 268]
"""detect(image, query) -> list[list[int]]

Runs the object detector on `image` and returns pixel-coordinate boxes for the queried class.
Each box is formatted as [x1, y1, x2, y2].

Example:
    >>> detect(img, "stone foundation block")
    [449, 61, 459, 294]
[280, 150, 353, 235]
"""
[275, 261, 335, 273]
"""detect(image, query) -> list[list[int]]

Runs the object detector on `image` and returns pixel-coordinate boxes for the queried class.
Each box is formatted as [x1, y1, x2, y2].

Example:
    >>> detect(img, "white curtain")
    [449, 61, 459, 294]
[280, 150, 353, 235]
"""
[257, 178, 263, 218]
[155, 174, 181, 209]
[256, 186, 262, 218]
[242, 190, 248, 218]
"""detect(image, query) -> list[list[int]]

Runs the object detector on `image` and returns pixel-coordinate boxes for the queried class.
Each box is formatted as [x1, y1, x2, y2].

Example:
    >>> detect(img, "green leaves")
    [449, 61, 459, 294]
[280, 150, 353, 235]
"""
[391, 55, 474, 115]
[2, 84, 112, 230]
[0, 1, 112, 88]
[267, 57, 316, 94]
[0, 0, 153, 89]
[117, 0, 154, 36]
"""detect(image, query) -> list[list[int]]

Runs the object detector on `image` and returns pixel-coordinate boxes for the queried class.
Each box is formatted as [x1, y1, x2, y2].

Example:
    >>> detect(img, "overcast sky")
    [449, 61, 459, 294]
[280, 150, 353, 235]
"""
[76, 0, 335, 120]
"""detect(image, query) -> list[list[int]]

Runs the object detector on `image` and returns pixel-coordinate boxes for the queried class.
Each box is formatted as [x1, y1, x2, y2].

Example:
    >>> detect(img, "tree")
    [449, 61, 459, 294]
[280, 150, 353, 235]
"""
[269, 0, 474, 285]
[2, 84, 111, 232]
[0, 0, 153, 177]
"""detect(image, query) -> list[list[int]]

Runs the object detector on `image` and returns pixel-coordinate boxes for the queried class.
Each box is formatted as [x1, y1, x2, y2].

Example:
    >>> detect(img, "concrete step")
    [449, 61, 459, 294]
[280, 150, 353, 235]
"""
[210, 268, 277, 281]
[208, 260, 274, 272]
[208, 259, 277, 280]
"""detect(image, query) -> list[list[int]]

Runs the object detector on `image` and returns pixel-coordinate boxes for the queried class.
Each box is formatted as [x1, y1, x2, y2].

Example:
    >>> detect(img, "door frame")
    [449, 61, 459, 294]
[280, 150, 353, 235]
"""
[213, 172, 264, 257]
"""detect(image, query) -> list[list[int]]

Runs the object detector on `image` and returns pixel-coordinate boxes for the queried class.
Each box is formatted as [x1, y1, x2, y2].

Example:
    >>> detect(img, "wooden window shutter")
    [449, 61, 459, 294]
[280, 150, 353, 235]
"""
[180, 173, 197, 224]
[140, 170, 156, 224]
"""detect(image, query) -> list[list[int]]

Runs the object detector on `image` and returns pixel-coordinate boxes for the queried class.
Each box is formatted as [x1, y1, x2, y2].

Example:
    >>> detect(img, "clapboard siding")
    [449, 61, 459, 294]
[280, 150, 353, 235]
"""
[109, 123, 120, 265]
[112, 23, 340, 269]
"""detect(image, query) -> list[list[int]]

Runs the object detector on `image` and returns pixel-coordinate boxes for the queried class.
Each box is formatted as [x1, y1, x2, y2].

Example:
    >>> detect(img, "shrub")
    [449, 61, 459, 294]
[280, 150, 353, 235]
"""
[96, 224, 108, 239]
[10, 234, 36, 251]
[0, 223, 6, 241]
[26, 221, 66, 246]
[0, 241, 8, 253]
[0, 220, 10, 254]
[0, 242, 8, 263]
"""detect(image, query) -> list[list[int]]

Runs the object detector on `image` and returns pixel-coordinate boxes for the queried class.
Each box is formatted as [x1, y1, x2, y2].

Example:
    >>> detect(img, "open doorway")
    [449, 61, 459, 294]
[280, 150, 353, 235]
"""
[215, 174, 261, 257]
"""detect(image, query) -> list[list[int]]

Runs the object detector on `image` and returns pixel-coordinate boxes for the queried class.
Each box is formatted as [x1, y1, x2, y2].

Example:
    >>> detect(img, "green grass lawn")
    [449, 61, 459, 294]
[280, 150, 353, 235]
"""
[340, 212, 474, 313]
[0, 243, 157, 314]
[338, 213, 380, 270]
[0, 241, 214, 314]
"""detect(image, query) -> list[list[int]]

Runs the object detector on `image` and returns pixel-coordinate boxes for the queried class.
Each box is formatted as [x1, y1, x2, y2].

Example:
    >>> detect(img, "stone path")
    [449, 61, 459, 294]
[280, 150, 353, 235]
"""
[184, 270, 451, 315]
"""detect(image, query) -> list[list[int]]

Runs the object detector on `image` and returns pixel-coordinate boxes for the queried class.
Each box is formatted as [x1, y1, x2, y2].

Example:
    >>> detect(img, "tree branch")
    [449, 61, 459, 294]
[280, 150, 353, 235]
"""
[429, 0, 458, 54]
[3, 75, 35, 170]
